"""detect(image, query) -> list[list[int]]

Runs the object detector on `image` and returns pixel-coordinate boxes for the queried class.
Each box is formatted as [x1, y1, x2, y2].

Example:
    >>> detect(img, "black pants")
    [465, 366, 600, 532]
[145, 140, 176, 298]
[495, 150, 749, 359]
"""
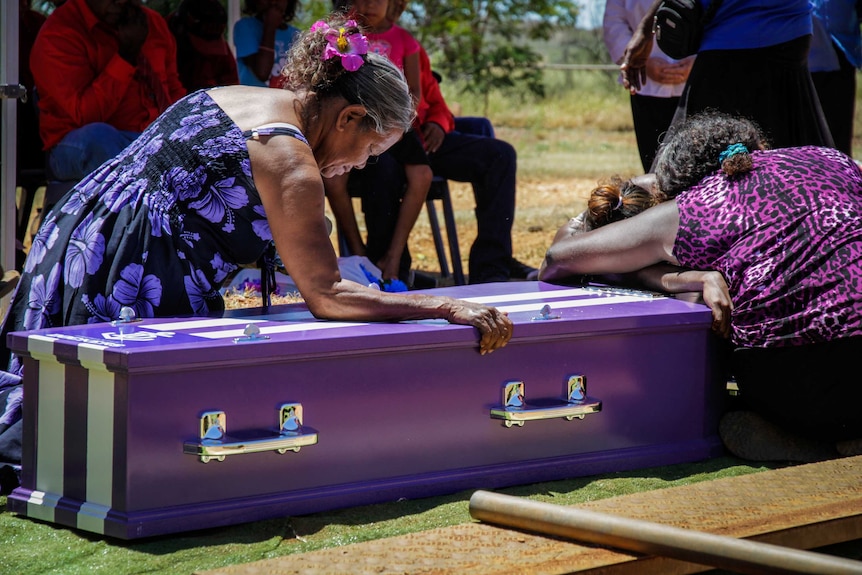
[731, 337, 862, 443]
[631, 93, 680, 173]
[350, 130, 517, 284]
[674, 35, 834, 150]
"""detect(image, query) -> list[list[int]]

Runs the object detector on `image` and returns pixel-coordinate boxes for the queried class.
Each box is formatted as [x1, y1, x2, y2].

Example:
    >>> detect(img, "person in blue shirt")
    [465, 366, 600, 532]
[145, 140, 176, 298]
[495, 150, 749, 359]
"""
[809, 0, 862, 156]
[620, 0, 833, 150]
[233, 0, 301, 87]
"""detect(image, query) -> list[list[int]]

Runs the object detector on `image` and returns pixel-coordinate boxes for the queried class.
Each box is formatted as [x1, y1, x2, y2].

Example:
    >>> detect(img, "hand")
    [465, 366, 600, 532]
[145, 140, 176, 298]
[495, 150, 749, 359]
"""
[421, 122, 446, 154]
[376, 253, 401, 282]
[117, 3, 148, 64]
[551, 211, 589, 244]
[701, 271, 733, 338]
[645, 57, 693, 85]
[620, 27, 653, 93]
[445, 300, 513, 354]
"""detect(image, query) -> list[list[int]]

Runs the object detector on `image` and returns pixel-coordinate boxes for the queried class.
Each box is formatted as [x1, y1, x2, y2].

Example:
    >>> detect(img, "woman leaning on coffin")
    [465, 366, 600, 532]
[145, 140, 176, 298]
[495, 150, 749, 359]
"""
[540, 110, 862, 464]
[0, 14, 513, 378]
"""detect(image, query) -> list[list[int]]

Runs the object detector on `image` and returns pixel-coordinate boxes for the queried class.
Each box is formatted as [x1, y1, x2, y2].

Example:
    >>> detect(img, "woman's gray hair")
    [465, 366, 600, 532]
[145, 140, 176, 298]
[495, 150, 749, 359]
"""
[281, 16, 415, 136]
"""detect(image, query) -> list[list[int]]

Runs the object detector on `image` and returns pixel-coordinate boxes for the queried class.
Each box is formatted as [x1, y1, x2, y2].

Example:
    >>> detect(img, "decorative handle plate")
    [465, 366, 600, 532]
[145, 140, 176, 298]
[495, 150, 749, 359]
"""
[490, 376, 602, 427]
[183, 403, 318, 463]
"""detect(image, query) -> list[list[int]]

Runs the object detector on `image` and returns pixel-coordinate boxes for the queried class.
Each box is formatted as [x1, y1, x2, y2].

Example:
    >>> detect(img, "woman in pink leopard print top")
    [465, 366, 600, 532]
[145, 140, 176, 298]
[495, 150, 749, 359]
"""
[541, 110, 862, 463]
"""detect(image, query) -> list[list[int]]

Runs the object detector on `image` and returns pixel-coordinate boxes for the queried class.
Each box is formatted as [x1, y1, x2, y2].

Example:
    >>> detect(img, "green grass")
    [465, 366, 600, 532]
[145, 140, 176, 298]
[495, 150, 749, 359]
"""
[0, 457, 781, 575]
[442, 69, 645, 180]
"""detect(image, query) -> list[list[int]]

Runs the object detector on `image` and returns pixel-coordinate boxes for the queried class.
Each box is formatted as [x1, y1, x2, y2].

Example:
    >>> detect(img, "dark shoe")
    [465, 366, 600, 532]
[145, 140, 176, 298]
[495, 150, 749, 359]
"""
[718, 411, 839, 463]
[508, 258, 539, 281]
[409, 270, 438, 290]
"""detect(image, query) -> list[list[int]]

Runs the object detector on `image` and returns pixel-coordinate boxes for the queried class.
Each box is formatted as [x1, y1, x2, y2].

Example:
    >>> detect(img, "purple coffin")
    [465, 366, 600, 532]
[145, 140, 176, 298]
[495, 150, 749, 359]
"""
[6, 281, 726, 539]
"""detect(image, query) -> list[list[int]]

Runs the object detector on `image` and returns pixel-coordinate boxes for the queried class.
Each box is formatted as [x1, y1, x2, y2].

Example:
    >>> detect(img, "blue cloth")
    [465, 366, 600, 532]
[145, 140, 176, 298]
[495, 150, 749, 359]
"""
[47, 122, 140, 183]
[700, 0, 812, 51]
[233, 17, 300, 86]
[359, 264, 408, 292]
[809, 0, 862, 71]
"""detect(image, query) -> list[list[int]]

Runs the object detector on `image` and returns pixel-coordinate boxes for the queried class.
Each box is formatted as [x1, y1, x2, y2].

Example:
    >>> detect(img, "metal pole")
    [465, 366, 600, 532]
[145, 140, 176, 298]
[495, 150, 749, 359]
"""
[469, 490, 862, 575]
[1, 0, 21, 317]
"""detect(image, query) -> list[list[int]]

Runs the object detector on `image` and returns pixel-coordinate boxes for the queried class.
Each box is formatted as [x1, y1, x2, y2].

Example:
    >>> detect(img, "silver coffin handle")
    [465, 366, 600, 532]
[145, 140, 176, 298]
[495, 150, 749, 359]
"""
[183, 403, 318, 463]
[490, 376, 602, 427]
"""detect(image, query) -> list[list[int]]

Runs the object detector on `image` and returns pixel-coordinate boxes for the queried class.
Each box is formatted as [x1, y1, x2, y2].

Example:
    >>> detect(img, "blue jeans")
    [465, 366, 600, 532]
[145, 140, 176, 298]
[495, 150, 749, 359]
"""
[48, 123, 140, 183]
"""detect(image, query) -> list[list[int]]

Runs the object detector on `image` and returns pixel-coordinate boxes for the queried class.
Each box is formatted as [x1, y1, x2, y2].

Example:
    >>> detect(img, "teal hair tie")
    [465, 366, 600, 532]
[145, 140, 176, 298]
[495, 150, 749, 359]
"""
[719, 143, 749, 163]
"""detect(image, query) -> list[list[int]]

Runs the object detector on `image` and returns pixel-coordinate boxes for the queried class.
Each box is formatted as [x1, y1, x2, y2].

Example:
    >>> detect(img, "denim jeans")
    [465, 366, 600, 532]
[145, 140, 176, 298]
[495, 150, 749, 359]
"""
[47, 122, 140, 183]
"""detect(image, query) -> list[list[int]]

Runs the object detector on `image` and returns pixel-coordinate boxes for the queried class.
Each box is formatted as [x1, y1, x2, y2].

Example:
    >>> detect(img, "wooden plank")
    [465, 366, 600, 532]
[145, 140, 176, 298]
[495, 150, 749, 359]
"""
[196, 455, 862, 575]
[469, 491, 862, 574]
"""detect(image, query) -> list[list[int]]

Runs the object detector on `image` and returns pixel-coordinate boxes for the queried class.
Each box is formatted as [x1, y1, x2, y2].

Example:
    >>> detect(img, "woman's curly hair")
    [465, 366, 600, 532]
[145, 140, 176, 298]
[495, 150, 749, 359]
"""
[653, 110, 770, 197]
[280, 15, 414, 136]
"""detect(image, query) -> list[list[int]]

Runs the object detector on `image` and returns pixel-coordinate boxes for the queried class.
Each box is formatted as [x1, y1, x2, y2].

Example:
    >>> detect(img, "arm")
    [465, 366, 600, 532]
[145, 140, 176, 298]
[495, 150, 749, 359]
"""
[416, 47, 454, 152]
[32, 13, 139, 128]
[233, 16, 278, 83]
[646, 55, 694, 86]
[540, 199, 680, 280]
[252, 138, 512, 354]
[606, 264, 733, 338]
[376, 163, 431, 280]
[619, 0, 663, 93]
[149, 12, 187, 103]
[602, 0, 635, 65]
[402, 51, 422, 111]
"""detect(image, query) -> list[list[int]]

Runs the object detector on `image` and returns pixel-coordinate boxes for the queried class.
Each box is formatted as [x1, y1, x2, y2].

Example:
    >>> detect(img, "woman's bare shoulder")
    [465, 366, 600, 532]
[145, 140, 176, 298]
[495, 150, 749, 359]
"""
[206, 86, 300, 132]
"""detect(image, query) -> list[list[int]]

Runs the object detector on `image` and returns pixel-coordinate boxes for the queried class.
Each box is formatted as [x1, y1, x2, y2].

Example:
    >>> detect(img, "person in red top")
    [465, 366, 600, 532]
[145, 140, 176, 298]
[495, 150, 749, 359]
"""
[168, 0, 239, 92]
[324, 0, 433, 284]
[327, 0, 536, 284]
[30, 0, 186, 187]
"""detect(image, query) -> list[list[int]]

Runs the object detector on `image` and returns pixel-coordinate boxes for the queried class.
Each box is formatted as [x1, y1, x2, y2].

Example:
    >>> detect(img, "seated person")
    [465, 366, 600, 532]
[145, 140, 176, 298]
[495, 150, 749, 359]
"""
[168, 0, 239, 92]
[540, 110, 862, 463]
[233, 0, 301, 88]
[30, 0, 186, 188]
[326, 0, 537, 285]
[324, 0, 432, 285]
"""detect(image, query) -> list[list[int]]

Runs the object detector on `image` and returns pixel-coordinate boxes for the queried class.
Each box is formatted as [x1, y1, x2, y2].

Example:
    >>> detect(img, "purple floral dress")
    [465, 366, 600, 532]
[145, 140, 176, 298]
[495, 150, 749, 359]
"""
[0, 90, 307, 477]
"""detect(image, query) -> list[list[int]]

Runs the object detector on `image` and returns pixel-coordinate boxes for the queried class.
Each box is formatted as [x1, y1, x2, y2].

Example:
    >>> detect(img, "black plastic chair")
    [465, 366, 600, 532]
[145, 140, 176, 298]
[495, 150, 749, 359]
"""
[423, 176, 465, 285]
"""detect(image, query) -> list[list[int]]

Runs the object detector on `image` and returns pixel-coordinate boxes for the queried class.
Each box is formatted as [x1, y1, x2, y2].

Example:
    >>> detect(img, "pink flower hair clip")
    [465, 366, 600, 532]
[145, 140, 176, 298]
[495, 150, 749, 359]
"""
[311, 19, 369, 72]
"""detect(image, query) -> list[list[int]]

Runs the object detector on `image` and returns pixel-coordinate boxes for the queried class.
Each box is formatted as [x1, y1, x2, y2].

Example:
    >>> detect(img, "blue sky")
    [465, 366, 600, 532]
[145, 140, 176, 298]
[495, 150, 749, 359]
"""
[577, 0, 605, 29]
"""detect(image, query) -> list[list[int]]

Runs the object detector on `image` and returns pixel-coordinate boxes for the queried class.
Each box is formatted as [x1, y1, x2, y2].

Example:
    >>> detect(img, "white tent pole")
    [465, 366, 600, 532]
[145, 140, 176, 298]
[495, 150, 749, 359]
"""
[227, 0, 240, 56]
[1, 0, 21, 313]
